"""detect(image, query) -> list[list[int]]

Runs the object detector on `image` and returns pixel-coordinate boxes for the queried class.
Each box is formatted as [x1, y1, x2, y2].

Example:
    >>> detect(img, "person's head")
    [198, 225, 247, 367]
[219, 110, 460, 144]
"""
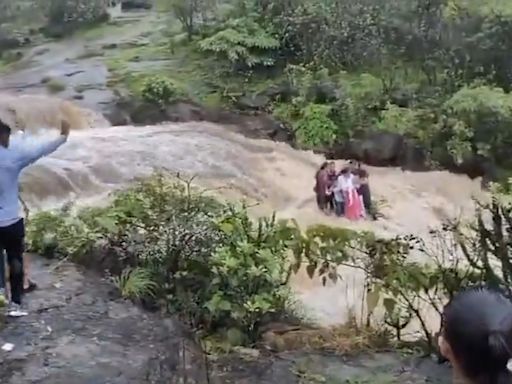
[348, 159, 359, 170]
[319, 161, 329, 171]
[359, 169, 369, 179]
[0, 119, 11, 148]
[439, 287, 512, 384]
[340, 167, 350, 177]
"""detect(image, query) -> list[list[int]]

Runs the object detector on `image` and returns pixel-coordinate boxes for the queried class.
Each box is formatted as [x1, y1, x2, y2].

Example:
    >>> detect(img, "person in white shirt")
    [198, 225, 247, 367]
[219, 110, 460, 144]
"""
[336, 167, 364, 221]
[0, 119, 69, 317]
[332, 169, 348, 216]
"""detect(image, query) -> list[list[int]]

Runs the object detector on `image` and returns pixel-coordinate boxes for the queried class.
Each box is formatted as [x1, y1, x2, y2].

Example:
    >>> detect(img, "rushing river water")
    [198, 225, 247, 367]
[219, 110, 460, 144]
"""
[1, 94, 486, 329]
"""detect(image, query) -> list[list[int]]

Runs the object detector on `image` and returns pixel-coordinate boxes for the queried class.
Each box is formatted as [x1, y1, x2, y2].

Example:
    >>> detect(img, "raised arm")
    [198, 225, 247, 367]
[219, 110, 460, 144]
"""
[14, 121, 70, 169]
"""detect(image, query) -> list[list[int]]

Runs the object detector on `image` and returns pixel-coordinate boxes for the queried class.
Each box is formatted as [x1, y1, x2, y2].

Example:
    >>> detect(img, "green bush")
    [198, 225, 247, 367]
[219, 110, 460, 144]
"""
[29, 172, 512, 351]
[198, 17, 280, 69]
[376, 103, 420, 135]
[206, 210, 292, 341]
[141, 76, 179, 106]
[441, 85, 512, 164]
[295, 103, 338, 147]
[27, 173, 294, 344]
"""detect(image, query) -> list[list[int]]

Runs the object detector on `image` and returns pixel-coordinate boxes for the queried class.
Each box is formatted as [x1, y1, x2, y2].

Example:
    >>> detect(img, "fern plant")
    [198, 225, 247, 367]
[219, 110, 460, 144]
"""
[198, 17, 280, 68]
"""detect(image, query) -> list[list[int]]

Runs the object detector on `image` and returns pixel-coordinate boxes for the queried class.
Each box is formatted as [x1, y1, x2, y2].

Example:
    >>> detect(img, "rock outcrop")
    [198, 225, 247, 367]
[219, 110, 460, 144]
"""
[121, 0, 153, 10]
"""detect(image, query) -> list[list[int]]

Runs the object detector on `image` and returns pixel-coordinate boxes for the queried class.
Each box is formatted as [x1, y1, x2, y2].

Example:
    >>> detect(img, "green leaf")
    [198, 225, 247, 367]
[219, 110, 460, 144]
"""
[219, 221, 234, 234]
[95, 216, 118, 233]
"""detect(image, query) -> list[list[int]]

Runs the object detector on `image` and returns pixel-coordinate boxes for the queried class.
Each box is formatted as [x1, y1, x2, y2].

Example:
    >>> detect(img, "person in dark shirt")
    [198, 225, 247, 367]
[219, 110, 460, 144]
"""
[326, 161, 337, 213]
[314, 162, 330, 213]
[356, 169, 377, 220]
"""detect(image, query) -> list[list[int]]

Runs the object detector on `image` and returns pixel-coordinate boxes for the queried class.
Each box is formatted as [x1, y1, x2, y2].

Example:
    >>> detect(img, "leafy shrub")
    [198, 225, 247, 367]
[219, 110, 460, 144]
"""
[376, 103, 420, 135]
[27, 173, 294, 344]
[441, 85, 512, 165]
[26, 207, 103, 261]
[141, 76, 179, 106]
[295, 103, 338, 147]
[198, 17, 280, 68]
[206, 210, 293, 341]
[338, 72, 384, 110]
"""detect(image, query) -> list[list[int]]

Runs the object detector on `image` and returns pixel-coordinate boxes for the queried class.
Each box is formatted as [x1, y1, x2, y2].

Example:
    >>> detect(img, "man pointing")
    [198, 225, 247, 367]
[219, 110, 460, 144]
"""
[0, 119, 70, 317]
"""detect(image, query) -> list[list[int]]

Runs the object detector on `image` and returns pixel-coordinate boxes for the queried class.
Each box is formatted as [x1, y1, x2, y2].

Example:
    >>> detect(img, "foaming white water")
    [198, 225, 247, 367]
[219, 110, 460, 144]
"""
[17, 120, 485, 330]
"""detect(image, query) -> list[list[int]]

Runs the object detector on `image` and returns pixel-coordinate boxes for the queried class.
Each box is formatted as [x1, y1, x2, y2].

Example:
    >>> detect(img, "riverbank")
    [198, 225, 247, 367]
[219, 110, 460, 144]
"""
[0, 255, 451, 384]
[0, 3, 483, 383]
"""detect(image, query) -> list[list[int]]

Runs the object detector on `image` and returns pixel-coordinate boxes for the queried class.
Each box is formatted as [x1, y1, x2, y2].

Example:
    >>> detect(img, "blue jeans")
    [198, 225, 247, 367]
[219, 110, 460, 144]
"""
[334, 199, 344, 216]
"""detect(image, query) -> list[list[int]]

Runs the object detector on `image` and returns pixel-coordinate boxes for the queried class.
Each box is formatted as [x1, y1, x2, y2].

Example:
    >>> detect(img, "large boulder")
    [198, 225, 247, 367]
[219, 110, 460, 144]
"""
[121, 0, 152, 10]
[262, 82, 298, 103]
[43, 0, 110, 37]
[306, 80, 342, 103]
[0, 30, 31, 51]
[457, 154, 498, 182]
[235, 93, 270, 111]
[113, 97, 294, 143]
[353, 132, 405, 166]
[399, 139, 429, 171]
[326, 131, 429, 170]
[0, 36, 22, 50]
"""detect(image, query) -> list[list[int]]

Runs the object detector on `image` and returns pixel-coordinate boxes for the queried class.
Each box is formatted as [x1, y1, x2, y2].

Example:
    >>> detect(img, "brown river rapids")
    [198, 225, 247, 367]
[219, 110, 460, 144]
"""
[1, 94, 487, 334]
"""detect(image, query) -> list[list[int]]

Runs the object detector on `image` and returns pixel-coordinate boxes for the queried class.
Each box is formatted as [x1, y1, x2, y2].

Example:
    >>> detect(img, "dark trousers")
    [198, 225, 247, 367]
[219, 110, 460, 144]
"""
[334, 200, 344, 216]
[0, 219, 25, 304]
[0, 250, 4, 291]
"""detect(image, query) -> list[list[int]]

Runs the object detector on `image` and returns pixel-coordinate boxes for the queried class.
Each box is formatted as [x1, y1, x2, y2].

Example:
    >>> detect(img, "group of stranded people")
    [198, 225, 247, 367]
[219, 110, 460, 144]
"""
[0, 118, 70, 317]
[314, 160, 376, 220]
[312, 162, 512, 384]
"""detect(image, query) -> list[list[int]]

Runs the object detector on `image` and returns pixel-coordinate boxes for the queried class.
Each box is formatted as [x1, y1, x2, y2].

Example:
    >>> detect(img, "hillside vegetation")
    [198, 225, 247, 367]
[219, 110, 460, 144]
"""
[108, 0, 512, 180]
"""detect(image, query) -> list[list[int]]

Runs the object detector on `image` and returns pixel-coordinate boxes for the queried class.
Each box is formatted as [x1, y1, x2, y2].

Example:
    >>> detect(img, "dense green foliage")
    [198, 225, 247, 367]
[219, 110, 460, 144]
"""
[162, 0, 512, 171]
[198, 17, 280, 69]
[26, 173, 512, 351]
[141, 75, 180, 106]
[27, 174, 294, 344]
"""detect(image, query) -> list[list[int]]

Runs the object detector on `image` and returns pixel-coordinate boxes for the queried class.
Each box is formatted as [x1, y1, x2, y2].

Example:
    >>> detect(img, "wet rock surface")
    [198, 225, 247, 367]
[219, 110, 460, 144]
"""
[0, 257, 451, 384]
[0, 255, 452, 384]
[0, 256, 210, 384]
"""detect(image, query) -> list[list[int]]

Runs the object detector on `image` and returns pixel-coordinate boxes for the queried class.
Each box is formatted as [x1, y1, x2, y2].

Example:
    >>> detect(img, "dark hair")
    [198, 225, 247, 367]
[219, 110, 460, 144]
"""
[359, 169, 368, 178]
[442, 287, 512, 384]
[340, 167, 350, 175]
[319, 162, 329, 170]
[0, 119, 11, 134]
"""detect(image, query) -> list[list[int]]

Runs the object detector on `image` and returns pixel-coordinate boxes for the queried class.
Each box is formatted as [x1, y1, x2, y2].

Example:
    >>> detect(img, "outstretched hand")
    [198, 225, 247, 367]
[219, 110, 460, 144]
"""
[60, 120, 70, 137]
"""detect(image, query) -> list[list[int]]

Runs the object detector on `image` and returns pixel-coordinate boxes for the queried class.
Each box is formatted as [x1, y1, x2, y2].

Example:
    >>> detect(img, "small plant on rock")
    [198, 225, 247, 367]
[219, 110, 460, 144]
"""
[141, 76, 179, 107]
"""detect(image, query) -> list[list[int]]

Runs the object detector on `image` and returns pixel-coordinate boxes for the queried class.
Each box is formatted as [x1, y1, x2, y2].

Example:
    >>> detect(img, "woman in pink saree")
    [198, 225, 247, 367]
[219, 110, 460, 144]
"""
[338, 168, 364, 220]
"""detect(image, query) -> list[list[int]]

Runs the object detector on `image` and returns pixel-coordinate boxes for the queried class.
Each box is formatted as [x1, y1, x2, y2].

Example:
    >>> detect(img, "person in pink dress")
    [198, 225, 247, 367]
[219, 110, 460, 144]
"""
[338, 168, 364, 221]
